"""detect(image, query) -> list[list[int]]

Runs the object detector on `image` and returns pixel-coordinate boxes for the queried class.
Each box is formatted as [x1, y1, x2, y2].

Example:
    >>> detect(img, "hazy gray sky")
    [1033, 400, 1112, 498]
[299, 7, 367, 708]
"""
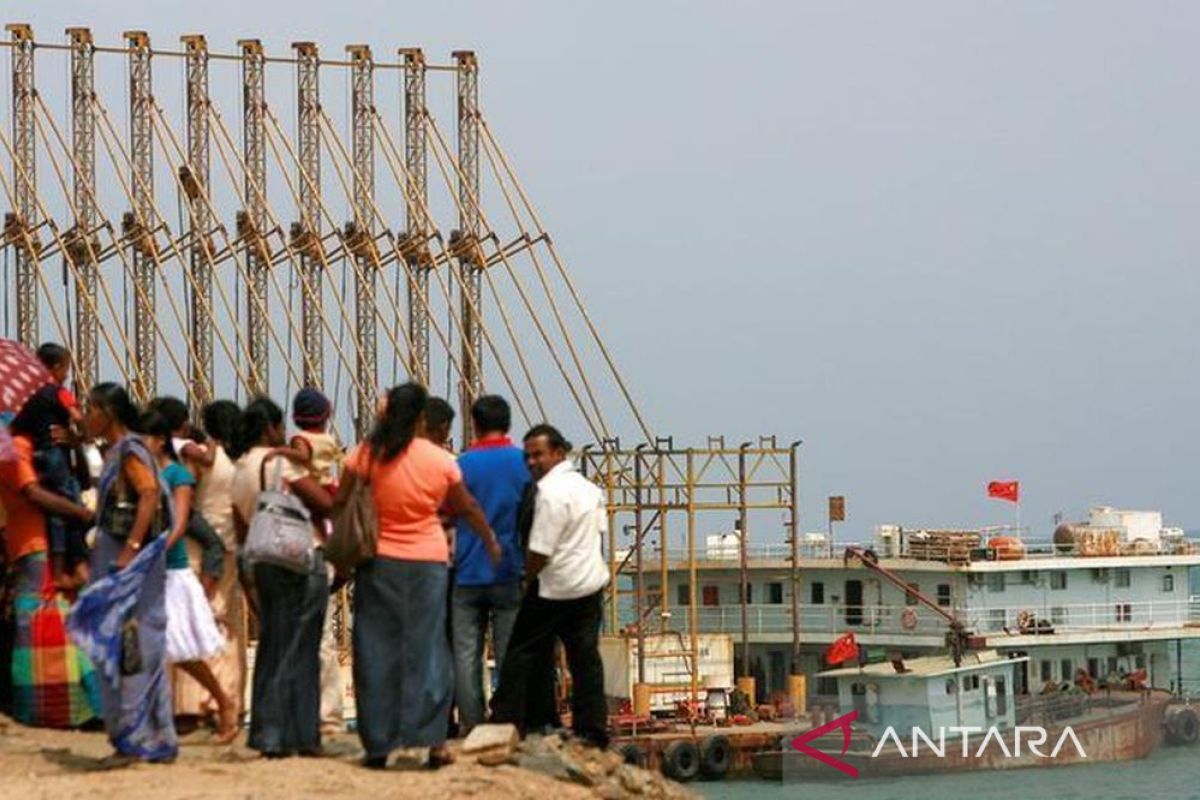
[20, 1, 1200, 537]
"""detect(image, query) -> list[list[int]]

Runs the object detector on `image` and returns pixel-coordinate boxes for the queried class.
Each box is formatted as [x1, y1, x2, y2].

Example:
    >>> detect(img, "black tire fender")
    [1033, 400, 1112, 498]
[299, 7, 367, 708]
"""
[699, 734, 732, 780]
[1166, 706, 1199, 746]
[618, 742, 645, 766]
[661, 739, 700, 782]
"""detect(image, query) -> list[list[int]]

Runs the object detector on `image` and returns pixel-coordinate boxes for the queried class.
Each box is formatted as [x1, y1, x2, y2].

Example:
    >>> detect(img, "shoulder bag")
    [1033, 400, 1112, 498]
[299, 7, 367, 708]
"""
[241, 454, 314, 574]
[325, 450, 378, 572]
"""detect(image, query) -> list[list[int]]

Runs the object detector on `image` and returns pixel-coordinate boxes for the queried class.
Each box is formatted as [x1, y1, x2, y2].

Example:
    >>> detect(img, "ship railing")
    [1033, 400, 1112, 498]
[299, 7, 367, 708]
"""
[648, 603, 950, 637]
[655, 536, 1200, 564]
[637, 597, 1200, 638]
[965, 597, 1200, 633]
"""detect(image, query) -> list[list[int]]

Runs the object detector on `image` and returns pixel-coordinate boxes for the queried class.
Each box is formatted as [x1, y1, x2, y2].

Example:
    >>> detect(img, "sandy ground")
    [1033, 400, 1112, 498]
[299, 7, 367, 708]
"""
[0, 717, 608, 799]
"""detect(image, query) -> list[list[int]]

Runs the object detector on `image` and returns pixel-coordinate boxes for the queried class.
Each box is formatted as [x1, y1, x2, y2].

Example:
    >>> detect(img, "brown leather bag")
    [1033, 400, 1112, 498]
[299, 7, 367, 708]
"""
[325, 454, 378, 572]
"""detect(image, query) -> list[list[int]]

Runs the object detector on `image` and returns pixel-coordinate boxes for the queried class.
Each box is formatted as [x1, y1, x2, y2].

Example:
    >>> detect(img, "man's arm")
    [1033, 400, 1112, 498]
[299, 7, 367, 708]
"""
[23, 483, 93, 523]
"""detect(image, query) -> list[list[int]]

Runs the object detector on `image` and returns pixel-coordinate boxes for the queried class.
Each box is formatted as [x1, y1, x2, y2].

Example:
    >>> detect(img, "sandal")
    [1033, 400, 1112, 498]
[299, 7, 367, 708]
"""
[427, 745, 455, 769]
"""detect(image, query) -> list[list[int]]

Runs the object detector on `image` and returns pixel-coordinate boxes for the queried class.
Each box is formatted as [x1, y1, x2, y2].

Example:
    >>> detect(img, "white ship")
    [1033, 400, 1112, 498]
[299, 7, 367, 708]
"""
[616, 506, 1200, 707]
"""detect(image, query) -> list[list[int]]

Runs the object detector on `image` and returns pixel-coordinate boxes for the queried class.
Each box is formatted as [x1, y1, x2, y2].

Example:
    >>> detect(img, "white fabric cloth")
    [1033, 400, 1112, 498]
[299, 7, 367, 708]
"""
[165, 567, 225, 663]
[196, 445, 237, 549]
[528, 459, 610, 601]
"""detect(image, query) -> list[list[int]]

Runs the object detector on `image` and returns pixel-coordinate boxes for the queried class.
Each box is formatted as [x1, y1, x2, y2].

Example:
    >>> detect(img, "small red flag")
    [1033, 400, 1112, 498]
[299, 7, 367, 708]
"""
[987, 481, 1020, 503]
[825, 632, 859, 666]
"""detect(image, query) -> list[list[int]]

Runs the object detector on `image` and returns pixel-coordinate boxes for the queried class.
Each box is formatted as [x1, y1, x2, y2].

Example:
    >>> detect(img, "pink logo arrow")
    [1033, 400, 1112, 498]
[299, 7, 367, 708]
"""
[789, 709, 859, 778]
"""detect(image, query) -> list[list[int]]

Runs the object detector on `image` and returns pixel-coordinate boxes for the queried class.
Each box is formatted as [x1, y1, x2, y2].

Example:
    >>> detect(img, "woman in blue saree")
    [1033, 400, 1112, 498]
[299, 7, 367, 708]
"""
[69, 383, 176, 762]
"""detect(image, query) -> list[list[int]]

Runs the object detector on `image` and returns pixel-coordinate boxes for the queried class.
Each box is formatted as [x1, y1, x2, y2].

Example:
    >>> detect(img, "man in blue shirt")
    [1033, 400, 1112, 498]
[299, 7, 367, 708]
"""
[452, 395, 529, 733]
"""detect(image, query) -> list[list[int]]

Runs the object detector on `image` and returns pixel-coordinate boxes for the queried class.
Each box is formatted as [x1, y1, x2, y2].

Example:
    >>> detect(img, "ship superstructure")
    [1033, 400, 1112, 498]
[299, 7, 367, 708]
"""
[617, 506, 1200, 703]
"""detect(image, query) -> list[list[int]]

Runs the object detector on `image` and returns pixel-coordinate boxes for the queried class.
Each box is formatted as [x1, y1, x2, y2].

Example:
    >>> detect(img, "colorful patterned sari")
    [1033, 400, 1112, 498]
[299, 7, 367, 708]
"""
[10, 551, 101, 727]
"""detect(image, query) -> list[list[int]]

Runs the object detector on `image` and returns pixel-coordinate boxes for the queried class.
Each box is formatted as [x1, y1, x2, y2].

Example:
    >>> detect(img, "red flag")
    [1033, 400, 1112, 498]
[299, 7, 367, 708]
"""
[824, 632, 859, 666]
[987, 481, 1020, 503]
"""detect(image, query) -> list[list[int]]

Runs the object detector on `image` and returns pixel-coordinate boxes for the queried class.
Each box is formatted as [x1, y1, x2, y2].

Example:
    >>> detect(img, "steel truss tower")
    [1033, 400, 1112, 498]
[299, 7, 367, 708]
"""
[238, 39, 269, 397]
[347, 45, 377, 438]
[399, 47, 431, 386]
[6, 24, 37, 347]
[181, 34, 214, 406]
[65, 28, 99, 389]
[452, 50, 483, 444]
[292, 42, 324, 390]
[124, 30, 156, 401]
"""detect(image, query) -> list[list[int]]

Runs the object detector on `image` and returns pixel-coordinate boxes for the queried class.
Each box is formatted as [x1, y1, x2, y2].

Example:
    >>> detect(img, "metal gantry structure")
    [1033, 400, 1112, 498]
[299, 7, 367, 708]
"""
[293, 41, 324, 391]
[6, 23, 36, 348]
[66, 28, 99, 391]
[400, 46, 432, 387]
[182, 34, 214, 408]
[0, 26, 803, 706]
[452, 50, 483, 446]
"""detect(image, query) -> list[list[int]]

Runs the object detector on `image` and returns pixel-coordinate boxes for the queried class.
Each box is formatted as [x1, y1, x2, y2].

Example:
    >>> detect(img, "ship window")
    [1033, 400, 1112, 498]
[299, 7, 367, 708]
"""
[767, 582, 784, 604]
[676, 583, 690, 606]
[968, 675, 980, 691]
[851, 682, 869, 717]
[740, 583, 754, 604]
[987, 573, 1005, 593]
[1116, 603, 1132, 623]
[945, 679, 956, 695]
[1115, 568, 1131, 588]
[995, 677, 1008, 715]
[936, 584, 951, 607]
[701, 585, 720, 606]
[1107, 657, 1118, 677]
[1087, 658, 1100, 680]
[1040, 661, 1052, 683]
[1162, 574, 1175, 593]
[1050, 572, 1068, 591]
[1060, 659, 1072, 682]
[905, 583, 919, 606]
[811, 582, 825, 605]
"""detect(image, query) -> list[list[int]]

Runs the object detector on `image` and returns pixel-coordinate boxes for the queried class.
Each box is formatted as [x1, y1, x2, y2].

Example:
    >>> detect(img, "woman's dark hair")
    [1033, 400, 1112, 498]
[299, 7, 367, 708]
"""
[229, 396, 284, 460]
[523, 423, 572, 453]
[138, 408, 179, 462]
[148, 396, 190, 433]
[89, 383, 140, 430]
[369, 382, 427, 461]
[426, 397, 456, 431]
[202, 400, 241, 446]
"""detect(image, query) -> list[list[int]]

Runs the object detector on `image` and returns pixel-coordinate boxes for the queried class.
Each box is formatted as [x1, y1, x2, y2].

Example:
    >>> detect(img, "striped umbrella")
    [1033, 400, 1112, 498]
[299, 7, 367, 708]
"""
[0, 338, 51, 462]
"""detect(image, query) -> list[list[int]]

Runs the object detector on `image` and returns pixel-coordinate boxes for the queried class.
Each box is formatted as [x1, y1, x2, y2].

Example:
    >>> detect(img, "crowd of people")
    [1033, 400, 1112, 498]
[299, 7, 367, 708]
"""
[0, 342, 611, 767]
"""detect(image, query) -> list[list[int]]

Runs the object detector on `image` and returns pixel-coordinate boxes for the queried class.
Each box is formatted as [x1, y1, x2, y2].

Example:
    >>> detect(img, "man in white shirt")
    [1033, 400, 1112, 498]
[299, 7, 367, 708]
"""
[490, 424, 610, 748]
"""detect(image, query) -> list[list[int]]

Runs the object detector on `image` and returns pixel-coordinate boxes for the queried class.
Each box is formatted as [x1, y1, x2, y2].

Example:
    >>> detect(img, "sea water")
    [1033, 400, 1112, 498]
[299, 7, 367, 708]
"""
[697, 741, 1200, 800]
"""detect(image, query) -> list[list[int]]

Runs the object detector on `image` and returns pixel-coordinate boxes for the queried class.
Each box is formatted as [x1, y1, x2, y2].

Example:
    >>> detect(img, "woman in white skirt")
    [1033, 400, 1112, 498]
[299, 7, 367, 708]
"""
[141, 409, 238, 743]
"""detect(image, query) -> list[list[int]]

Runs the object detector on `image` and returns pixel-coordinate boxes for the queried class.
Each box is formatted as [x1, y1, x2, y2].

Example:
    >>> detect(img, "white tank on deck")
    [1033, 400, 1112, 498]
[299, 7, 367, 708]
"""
[1089, 506, 1164, 546]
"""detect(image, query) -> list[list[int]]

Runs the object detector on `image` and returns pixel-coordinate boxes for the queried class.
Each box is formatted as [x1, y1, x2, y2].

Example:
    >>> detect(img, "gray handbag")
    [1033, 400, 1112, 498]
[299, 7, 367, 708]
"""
[241, 455, 314, 574]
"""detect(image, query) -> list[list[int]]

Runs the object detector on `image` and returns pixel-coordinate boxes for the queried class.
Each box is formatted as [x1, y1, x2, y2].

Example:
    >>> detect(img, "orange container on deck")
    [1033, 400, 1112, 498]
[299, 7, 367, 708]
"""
[987, 536, 1026, 560]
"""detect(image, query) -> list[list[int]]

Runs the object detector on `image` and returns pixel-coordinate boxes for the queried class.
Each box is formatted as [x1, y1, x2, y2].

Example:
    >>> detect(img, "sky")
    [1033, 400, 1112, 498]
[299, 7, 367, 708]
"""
[11, 1, 1200, 539]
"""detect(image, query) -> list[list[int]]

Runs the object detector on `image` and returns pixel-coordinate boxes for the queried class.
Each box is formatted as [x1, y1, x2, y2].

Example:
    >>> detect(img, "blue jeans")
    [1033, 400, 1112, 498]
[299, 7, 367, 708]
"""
[451, 580, 522, 730]
[33, 446, 86, 563]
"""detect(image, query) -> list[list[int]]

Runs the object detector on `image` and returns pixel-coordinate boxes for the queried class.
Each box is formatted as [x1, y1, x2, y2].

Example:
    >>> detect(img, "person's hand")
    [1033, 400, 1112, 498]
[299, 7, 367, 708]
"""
[114, 544, 138, 570]
[75, 505, 95, 525]
[486, 537, 503, 566]
[49, 424, 77, 447]
[201, 574, 219, 601]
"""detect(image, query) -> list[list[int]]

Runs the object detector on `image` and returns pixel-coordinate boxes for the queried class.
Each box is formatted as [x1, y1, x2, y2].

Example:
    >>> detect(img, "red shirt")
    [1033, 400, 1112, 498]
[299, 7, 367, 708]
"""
[0, 436, 47, 562]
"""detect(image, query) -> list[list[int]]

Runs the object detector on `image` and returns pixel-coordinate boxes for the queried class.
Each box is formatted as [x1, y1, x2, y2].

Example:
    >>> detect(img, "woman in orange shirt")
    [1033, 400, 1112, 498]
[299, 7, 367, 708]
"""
[337, 382, 500, 769]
